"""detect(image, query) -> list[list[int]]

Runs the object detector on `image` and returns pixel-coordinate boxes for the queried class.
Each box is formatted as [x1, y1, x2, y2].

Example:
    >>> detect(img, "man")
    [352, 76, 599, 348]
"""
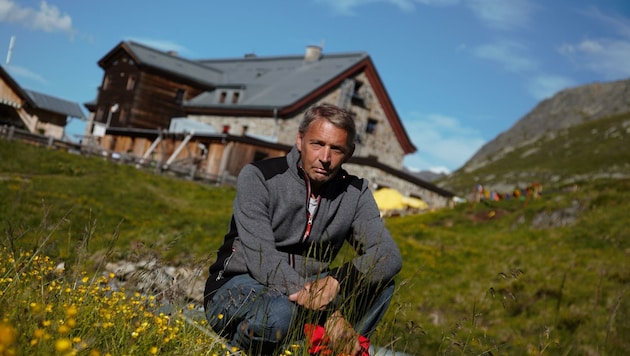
[204, 103, 402, 355]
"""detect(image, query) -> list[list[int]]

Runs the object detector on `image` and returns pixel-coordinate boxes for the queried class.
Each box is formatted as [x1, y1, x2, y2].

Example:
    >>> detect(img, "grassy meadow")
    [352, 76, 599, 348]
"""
[1, 138, 629, 355]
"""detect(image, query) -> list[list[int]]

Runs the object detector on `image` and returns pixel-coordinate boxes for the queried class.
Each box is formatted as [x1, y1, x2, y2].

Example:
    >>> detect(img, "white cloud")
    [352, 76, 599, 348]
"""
[558, 9, 630, 80]
[526, 75, 575, 101]
[6, 65, 47, 85]
[0, 0, 73, 34]
[126, 37, 190, 56]
[577, 39, 604, 53]
[467, 0, 537, 30]
[583, 6, 630, 39]
[402, 112, 486, 172]
[313, 0, 458, 15]
[559, 38, 630, 80]
[473, 41, 537, 72]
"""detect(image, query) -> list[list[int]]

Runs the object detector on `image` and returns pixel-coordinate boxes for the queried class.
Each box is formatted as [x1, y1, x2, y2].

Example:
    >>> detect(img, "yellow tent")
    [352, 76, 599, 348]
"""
[373, 188, 429, 213]
[402, 196, 428, 210]
[373, 188, 405, 211]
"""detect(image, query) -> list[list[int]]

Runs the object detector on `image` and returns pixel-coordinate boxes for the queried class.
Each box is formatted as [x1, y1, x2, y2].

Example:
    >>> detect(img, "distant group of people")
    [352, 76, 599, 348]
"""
[472, 182, 543, 203]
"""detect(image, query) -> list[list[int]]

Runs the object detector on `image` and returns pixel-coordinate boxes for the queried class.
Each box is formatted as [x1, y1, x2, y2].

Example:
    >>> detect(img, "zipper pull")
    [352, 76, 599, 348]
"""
[303, 216, 313, 241]
[216, 248, 235, 281]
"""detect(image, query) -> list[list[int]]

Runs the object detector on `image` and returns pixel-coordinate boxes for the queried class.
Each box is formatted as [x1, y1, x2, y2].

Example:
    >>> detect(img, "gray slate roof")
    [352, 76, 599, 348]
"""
[190, 53, 368, 108]
[124, 42, 223, 87]
[24, 90, 85, 119]
[1, 65, 85, 120]
[121, 41, 368, 110]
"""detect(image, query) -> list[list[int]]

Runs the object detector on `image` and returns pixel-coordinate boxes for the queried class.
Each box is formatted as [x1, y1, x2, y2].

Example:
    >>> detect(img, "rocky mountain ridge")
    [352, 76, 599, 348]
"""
[438, 77, 630, 196]
[462, 77, 630, 172]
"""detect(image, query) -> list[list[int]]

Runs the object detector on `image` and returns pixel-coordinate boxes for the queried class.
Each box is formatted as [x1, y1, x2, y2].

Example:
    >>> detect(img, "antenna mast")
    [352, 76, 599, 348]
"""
[6, 36, 15, 67]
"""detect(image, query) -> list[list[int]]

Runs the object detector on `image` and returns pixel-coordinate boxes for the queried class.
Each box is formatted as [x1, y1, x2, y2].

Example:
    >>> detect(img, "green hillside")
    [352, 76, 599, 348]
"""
[0, 139, 235, 264]
[1, 138, 629, 355]
[441, 112, 630, 197]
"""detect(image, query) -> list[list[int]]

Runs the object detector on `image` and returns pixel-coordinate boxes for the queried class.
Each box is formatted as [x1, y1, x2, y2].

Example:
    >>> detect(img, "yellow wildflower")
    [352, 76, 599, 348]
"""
[55, 338, 72, 353]
[66, 305, 79, 318]
[0, 323, 17, 348]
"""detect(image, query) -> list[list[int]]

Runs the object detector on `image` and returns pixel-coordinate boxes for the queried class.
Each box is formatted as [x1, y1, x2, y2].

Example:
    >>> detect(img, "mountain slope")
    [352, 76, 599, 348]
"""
[440, 78, 630, 196]
[465, 78, 630, 173]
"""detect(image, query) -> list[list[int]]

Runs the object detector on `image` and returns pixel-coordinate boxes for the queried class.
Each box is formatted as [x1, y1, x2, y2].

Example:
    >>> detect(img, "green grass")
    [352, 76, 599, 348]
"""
[1, 138, 629, 355]
[383, 181, 630, 354]
[0, 140, 235, 265]
[0, 248, 233, 355]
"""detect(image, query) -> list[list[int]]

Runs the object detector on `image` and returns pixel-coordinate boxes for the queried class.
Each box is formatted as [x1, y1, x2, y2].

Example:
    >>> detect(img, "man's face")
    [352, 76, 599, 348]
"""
[296, 118, 353, 191]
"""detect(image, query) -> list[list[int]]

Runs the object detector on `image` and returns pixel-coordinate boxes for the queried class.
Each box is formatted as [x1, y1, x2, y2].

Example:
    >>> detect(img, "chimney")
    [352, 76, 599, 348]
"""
[166, 50, 178, 56]
[304, 45, 322, 62]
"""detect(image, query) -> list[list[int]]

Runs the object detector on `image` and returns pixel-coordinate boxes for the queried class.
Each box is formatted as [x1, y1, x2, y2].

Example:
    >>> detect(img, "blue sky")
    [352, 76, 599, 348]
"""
[1, 0, 629, 173]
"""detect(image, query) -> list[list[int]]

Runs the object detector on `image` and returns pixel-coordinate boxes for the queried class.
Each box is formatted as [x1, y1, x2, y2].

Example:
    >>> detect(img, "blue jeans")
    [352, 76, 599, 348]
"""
[205, 274, 395, 355]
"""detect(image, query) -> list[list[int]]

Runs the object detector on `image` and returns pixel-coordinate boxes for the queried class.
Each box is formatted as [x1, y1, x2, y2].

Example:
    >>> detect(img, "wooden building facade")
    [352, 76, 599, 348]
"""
[0, 66, 85, 139]
[84, 41, 455, 208]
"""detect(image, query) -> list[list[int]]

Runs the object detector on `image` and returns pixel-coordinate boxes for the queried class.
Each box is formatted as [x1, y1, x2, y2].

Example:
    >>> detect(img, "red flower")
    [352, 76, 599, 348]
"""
[303, 323, 370, 356]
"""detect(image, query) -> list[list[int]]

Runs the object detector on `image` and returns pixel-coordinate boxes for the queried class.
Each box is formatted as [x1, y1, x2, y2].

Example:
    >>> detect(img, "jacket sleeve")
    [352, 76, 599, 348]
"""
[232, 164, 306, 295]
[330, 180, 402, 289]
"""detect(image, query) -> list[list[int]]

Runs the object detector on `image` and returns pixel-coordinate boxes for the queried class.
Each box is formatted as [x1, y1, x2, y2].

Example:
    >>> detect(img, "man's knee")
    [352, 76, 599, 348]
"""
[232, 312, 292, 354]
[246, 302, 293, 341]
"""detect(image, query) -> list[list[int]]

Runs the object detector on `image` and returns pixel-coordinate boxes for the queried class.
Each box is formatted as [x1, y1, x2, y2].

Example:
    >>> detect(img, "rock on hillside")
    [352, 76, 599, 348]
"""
[462, 78, 630, 172]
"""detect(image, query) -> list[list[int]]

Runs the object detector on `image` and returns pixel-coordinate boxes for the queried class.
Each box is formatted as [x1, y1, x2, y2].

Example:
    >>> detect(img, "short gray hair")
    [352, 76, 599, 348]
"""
[298, 103, 356, 149]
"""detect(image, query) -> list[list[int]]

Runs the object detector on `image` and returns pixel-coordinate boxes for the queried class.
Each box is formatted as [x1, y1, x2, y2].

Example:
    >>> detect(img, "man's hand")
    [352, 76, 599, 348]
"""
[324, 311, 362, 355]
[289, 275, 340, 310]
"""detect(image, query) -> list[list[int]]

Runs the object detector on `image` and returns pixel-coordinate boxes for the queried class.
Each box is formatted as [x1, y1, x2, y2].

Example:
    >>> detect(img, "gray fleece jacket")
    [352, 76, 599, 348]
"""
[204, 146, 402, 306]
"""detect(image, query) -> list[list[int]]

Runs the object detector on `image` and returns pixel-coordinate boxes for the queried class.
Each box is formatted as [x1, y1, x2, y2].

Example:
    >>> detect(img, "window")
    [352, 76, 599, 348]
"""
[219, 91, 227, 104]
[96, 108, 104, 122]
[353, 80, 364, 95]
[351, 80, 366, 107]
[175, 89, 185, 104]
[232, 91, 240, 104]
[119, 109, 127, 124]
[366, 118, 378, 134]
[102, 76, 110, 90]
[126, 76, 136, 91]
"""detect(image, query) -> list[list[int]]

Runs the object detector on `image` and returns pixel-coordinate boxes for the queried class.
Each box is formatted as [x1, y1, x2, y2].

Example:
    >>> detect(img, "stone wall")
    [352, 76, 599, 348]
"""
[188, 73, 405, 169]
[344, 163, 453, 209]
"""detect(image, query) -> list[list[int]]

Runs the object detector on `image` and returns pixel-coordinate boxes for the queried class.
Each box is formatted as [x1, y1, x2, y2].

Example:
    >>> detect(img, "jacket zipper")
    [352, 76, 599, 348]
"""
[303, 215, 313, 242]
[293, 165, 320, 267]
[215, 247, 235, 281]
